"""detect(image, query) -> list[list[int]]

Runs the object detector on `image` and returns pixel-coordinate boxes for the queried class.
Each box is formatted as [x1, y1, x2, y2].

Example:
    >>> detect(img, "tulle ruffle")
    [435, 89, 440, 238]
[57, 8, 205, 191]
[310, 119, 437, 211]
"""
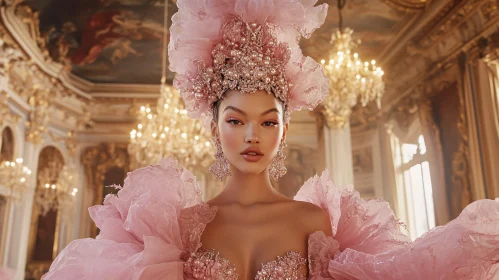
[297, 171, 499, 280]
[168, 0, 329, 122]
[42, 157, 202, 280]
[0, 267, 15, 280]
[42, 160, 499, 279]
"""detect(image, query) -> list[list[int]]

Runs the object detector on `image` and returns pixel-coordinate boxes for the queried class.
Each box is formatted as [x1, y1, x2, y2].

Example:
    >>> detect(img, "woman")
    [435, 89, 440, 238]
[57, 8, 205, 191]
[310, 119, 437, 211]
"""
[43, 0, 499, 279]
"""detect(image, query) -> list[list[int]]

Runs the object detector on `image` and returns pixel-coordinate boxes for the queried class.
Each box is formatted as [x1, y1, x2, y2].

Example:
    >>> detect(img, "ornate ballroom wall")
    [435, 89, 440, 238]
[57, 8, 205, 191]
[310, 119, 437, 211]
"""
[0, 0, 499, 279]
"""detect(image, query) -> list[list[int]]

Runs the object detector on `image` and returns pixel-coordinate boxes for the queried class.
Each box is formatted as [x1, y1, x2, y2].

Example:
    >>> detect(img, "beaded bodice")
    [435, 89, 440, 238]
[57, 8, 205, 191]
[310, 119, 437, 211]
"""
[184, 248, 307, 280]
[179, 203, 308, 280]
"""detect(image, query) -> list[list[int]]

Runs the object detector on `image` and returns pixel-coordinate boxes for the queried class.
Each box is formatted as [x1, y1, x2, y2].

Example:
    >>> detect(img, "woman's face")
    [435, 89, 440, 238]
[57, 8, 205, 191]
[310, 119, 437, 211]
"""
[215, 90, 287, 177]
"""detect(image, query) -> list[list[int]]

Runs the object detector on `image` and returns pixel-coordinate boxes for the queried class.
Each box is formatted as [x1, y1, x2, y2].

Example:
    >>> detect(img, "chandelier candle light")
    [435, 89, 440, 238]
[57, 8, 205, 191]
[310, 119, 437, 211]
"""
[0, 158, 32, 199]
[128, 0, 213, 168]
[36, 162, 78, 216]
[321, 0, 385, 128]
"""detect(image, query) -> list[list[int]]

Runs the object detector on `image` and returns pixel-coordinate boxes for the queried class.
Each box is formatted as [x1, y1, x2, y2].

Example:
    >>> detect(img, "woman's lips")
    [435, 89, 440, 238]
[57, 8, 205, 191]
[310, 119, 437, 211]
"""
[241, 153, 263, 162]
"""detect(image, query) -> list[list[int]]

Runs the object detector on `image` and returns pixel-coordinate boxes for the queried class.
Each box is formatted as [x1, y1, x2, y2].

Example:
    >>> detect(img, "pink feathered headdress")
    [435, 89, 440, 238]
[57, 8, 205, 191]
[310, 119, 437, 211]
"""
[169, 0, 329, 124]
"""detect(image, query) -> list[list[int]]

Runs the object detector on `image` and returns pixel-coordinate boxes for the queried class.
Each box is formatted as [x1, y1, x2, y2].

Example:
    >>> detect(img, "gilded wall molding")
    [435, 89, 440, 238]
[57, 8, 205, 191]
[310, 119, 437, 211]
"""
[384, 63, 456, 178]
[48, 130, 78, 157]
[411, 0, 483, 48]
[81, 143, 129, 237]
[476, 32, 499, 61]
[0, 90, 19, 126]
[480, 0, 499, 21]
[25, 86, 54, 143]
[1, 21, 61, 100]
[383, 0, 499, 121]
[451, 142, 472, 210]
[0, 0, 24, 8]
[1, 20, 93, 143]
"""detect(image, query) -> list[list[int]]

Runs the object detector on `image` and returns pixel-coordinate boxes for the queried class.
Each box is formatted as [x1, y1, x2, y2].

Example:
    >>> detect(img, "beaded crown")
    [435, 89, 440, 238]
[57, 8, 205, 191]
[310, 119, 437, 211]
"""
[169, 0, 330, 124]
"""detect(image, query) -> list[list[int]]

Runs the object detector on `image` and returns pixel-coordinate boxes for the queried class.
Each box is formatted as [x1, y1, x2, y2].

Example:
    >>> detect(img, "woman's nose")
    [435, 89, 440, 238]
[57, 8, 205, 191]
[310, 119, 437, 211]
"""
[245, 136, 260, 144]
[245, 124, 260, 144]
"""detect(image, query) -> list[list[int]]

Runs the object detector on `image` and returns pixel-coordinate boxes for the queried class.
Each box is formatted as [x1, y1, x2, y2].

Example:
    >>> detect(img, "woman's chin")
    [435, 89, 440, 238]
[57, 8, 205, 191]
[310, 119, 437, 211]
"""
[231, 161, 268, 176]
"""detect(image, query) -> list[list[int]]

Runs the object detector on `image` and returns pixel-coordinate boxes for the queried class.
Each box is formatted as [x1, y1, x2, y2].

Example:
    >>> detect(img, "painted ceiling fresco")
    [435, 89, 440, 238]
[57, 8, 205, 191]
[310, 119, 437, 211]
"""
[302, 0, 408, 65]
[22, 0, 408, 84]
[23, 0, 174, 84]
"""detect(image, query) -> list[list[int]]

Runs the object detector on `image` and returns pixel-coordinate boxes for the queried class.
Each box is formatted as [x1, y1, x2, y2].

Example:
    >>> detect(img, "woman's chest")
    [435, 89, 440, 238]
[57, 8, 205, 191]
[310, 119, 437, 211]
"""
[184, 247, 308, 280]
[184, 206, 309, 279]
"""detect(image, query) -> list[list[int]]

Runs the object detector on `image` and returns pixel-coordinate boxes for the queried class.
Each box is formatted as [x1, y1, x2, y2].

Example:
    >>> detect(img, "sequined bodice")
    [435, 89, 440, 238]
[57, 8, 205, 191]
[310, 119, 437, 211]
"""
[184, 247, 307, 280]
[180, 203, 308, 280]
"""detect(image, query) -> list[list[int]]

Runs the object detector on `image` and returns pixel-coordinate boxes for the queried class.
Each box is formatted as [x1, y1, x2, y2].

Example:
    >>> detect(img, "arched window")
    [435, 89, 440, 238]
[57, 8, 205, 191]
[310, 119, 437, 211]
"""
[0, 126, 15, 262]
[0, 126, 14, 162]
[26, 146, 64, 279]
[392, 133, 436, 239]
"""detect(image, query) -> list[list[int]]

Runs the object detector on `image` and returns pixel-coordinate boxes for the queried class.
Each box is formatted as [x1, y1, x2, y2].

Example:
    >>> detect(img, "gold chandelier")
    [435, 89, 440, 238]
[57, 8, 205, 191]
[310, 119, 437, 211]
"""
[35, 162, 78, 216]
[128, 1, 213, 169]
[321, 0, 385, 127]
[129, 85, 213, 168]
[0, 158, 32, 199]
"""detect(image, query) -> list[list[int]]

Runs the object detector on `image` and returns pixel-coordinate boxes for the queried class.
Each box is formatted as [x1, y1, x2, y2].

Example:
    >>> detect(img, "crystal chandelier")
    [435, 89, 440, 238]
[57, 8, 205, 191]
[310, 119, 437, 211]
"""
[128, 0, 213, 168]
[35, 162, 78, 216]
[321, 0, 385, 128]
[129, 85, 213, 168]
[0, 158, 32, 199]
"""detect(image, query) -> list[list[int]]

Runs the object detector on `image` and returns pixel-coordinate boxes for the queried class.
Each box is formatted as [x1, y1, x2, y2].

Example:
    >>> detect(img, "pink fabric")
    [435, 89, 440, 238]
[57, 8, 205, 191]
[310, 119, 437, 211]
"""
[42, 157, 200, 280]
[297, 171, 499, 280]
[42, 159, 499, 279]
[169, 0, 329, 123]
[0, 267, 15, 280]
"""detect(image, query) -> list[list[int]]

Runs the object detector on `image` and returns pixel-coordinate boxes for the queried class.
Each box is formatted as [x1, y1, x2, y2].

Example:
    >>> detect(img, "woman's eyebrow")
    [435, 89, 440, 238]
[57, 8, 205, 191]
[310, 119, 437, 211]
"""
[223, 106, 280, 116]
[223, 106, 246, 115]
[260, 108, 280, 116]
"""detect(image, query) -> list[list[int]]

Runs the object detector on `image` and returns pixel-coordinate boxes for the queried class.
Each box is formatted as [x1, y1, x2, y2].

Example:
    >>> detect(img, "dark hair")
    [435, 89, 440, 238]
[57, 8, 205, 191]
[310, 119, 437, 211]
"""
[212, 93, 287, 125]
[212, 99, 223, 124]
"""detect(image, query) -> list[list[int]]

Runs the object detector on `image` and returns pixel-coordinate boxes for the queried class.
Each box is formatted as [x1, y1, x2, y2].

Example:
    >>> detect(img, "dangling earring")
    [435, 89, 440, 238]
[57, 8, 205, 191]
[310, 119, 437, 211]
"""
[269, 140, 287, 181]
[209, 136, 231, 180]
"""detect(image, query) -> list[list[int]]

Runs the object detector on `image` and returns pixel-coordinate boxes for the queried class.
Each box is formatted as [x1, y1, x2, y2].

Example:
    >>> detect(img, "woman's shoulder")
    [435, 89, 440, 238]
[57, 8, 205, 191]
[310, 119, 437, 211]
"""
[288, 200, 333, 236]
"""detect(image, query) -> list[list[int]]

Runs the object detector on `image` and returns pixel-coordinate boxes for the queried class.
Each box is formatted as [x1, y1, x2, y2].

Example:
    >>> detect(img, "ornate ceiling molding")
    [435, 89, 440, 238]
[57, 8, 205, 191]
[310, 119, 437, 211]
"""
[410, 0, 485, 49]
[377, 0, 499, 124]
[0, 3, 162, 100]
[346, 0, 497, 128]
[381, 0, 432, 12]
[1, 19, 94, 139]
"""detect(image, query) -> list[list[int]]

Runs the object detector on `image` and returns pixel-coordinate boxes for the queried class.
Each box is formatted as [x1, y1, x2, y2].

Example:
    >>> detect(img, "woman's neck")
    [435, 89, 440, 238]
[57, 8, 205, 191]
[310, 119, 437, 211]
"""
[212, 168, 284, 206]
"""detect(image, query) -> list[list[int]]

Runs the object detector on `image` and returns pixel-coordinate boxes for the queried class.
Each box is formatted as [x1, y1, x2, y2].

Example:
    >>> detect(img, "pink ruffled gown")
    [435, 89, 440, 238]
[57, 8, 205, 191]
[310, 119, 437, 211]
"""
[41, 158, 499, 280]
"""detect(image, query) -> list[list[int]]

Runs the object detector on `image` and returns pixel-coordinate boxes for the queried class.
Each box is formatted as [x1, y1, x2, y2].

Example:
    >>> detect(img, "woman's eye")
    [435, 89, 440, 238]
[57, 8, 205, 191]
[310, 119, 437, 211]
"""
[227, 119, 242, 125]
[263, 121, 278, 127]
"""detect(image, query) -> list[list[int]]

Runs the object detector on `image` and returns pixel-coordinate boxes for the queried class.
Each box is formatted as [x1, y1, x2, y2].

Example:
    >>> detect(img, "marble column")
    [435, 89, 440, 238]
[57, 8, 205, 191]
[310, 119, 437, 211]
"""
[7, 140, 40, 280]
[322, 122, 354, 188]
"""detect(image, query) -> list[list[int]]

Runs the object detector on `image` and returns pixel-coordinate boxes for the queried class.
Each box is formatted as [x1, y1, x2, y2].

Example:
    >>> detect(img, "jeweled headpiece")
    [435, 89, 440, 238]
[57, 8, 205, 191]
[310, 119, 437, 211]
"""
[169, 0, 329, 124]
